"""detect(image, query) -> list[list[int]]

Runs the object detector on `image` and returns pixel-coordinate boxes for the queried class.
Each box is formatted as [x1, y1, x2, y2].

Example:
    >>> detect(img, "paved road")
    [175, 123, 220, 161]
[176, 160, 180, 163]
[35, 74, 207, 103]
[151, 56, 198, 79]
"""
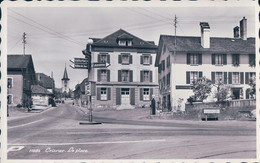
[8, 102, 256, 159]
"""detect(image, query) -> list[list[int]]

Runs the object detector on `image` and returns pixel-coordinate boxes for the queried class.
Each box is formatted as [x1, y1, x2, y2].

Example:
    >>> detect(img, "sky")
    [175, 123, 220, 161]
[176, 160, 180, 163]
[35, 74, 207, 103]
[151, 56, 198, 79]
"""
[7, 7, 255, 89]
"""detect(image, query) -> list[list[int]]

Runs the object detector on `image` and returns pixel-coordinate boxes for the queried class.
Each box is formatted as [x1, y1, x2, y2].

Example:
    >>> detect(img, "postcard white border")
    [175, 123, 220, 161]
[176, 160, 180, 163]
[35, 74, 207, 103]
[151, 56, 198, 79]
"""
[0, 0, 259, 163]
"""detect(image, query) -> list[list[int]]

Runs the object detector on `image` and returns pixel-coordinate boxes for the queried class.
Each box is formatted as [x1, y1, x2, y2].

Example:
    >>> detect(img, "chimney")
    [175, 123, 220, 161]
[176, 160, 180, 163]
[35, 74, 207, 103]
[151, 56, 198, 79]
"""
[200, 22, 210, 48]
[240, 17, 247, 40]
[233, 26, 239, 38]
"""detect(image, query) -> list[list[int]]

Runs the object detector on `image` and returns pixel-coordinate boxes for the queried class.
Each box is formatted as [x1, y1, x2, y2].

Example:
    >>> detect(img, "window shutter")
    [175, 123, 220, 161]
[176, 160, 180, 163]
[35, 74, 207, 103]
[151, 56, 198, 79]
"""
[98, 54, 101, 62]
[129, 55, 133, 64]
[150, 56, 152, 65]
[212, 54, 215, 65]
[240, 72, 244, 84]
[224, 72, 227, 84]
[228, 72, 232, 84]
[237, 54, 240, 65]
[232, 54, 235, 65]
[140, 71, 144, 82]
[199, 71, 203, 78]
[107, 70, 110, 82]
[107, 88, 111, 100]
[140, 56, 143, 64]
[158, 64, 161, 73]
[118, 70, 121, 82]
[140, 88, 143, 101]
[198, 54, 202, 65]
[223, 54, 227, 65]
[97, 70, 101, 82]
[118, 54, 122, 64]
[116, 88, 121, 105]
[150, 71, 153, 82]
[245, 72, 249, 84]
[150, 88, 153, 100]
[97, 88, 101, 100]
[211, 72, 215, 84]
[130, 88, 135, 105]
[187, 53, 190, 64]
[186, 72, 190, 84]
[107, 54, 110, 63]
[130, 70, 133, 82]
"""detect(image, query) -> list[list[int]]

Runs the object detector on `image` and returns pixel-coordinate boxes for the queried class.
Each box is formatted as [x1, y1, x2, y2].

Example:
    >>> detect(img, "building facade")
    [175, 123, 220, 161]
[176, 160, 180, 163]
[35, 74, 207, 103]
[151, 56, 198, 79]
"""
[7, 55, 37, 106]
[84, 29, 158, 109]
[156, 17, 255, 111]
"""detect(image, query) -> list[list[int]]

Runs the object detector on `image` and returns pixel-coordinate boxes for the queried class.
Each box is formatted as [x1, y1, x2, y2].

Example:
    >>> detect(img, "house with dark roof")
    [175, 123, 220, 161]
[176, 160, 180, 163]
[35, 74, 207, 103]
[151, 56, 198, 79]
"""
[7, 55, 36, 106]
[83, 29, 158, 109]
[31, 85, 52, 106]
[36, 73, 55, 94]
[156, 17, 255, 111]
[73, 78, 88, 106]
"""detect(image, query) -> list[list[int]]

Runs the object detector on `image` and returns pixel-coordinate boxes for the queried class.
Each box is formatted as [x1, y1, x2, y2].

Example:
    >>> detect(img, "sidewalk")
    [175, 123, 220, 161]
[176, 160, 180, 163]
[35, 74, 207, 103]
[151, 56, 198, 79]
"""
[7, 105, 53, 121]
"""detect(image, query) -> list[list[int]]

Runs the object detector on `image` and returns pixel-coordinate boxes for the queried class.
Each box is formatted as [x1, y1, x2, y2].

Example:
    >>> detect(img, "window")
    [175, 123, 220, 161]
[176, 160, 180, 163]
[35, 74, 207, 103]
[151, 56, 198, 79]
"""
[232, 72, 239, 84]
[98, 69, 110, 82]
[119, 40, 126, 46]
[187, 53, 202, 65]
[232, 54, 240, 66]
[167, 55, 170, 67]
[212, 54, 227, 65]
[122, 55, 129, 64]
[249, 54, 255, 67]
[118, 40, 132, 46]
[100, 70, 107, 81]
[119, 53, 132, 65]
[163, 44, 166, 54]
[161, 60, 165, 71]
[190, 72, 198, 84]
[249, 72, 255, 83]
[143, 71, 150, 82]
[8, 78, 13, 88]
[100, 88, 107, 100]
[143, 55, 150, 64]
[167, 73, 171, 86]
[121, 70, 129, 82]
[143, 88, 150, 101]
[215, 72, 223, 82]
[7, 94, 13, 104]
[100, 54, 107, 63]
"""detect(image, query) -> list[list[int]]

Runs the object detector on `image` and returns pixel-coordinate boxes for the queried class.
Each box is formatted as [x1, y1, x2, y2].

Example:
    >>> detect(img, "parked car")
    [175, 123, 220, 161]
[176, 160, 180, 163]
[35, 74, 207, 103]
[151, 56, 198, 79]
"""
[250, 109, 256, 120]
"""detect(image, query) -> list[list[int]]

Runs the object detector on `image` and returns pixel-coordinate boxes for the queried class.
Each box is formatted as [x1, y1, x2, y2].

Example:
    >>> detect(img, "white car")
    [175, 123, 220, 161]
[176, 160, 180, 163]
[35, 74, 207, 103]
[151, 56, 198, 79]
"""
[250, 109, 256, 120]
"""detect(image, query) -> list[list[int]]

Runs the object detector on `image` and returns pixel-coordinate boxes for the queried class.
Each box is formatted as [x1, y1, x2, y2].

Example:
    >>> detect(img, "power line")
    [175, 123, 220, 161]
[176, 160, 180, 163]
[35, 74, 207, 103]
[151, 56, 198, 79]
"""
[8, 10, 85, 47]
[9, 38, 23, 52]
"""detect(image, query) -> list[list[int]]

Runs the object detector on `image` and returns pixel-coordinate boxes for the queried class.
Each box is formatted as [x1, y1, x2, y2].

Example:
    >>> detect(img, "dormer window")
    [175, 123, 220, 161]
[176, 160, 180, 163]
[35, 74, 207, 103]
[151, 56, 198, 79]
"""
[119, 40, 126, 46]
[118, 40, 132, 46]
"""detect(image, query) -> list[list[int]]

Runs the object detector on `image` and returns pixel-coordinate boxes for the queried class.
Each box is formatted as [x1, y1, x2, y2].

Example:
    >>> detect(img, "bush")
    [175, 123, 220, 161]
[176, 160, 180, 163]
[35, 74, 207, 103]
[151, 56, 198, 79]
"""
[16, 104, 23, 108]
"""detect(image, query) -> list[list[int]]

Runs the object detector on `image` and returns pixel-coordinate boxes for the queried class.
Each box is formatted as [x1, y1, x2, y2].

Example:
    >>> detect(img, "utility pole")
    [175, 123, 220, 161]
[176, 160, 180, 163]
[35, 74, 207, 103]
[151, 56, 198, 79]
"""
[22, 32, 26, 55]
[173, 15, 177, 64]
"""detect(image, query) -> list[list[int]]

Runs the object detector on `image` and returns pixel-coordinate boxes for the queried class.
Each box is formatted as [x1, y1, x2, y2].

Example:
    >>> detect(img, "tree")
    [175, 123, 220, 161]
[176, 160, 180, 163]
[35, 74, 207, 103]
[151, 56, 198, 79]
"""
[192, 77, 212, 102]
[249, 76, 256, 99]
[213, 79, 230, 102]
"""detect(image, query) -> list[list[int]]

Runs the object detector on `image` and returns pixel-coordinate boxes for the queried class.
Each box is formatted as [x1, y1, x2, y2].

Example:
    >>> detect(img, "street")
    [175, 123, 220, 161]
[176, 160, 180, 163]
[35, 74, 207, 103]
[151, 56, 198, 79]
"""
[8, 102, 256, 159]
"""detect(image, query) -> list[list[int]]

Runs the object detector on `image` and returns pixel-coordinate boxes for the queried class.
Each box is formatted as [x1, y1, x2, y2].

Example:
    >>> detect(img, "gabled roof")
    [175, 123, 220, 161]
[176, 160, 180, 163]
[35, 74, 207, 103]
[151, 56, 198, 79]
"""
[91, 29, 157, 49]
[31, 85, 52, 95]
[156, 35, 255, 66]
[36, 73, 54, 89]
[62, 67, 70, 80]
[8, 55, 34, 69]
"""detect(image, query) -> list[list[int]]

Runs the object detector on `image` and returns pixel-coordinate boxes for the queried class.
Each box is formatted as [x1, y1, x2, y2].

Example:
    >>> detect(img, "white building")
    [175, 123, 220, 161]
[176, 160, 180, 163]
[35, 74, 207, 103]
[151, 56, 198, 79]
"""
[83, 29, 158, 109]
[155, 17, 255, 111]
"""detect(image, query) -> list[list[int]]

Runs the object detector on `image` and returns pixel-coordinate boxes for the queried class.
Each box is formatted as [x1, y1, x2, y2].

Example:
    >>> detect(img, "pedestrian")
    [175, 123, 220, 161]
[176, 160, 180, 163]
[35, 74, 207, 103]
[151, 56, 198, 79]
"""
[151, 95, 156, 115]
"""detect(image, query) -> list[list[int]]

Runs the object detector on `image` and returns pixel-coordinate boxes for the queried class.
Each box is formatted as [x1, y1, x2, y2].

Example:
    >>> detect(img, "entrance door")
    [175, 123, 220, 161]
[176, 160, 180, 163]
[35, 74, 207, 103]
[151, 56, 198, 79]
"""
[121, 88, 130, 105]
[232, 88, 241, 99]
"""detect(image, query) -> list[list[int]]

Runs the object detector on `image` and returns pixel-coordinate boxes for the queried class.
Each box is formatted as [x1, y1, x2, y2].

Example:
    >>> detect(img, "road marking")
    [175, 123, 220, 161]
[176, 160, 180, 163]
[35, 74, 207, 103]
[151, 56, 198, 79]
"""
[9, 139, 166, 146]
[8, 119, 45, 129]
[8, 146, 25, 152]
